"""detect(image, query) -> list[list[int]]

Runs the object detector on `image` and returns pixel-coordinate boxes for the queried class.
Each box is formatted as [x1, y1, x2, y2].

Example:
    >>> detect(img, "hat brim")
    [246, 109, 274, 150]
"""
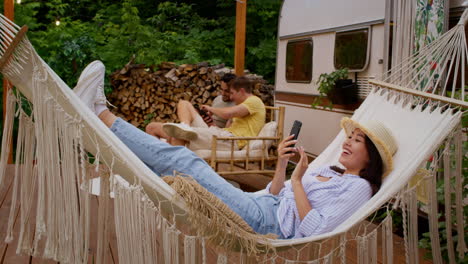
[340, 117, 394, 178]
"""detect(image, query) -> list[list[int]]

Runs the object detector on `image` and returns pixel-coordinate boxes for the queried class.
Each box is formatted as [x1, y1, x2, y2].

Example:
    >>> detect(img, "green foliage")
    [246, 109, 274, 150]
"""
[7, 0, 281, 87]
[447, 86, 468, 102]
[367, 207, 404, 236]
[312, 68, 349, 109]
[245, 0, 282, 81]
[316, 68, 349, 96]
[143, 113, 155, 127]
[33, 21, 99, 87]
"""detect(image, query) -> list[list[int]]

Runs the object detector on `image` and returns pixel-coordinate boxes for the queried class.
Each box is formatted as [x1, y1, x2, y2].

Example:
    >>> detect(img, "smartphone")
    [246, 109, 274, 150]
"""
[286, 120, 302, 154]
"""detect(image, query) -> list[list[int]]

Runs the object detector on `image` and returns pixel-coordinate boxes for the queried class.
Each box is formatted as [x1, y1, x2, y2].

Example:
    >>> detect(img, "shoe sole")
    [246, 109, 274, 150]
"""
[163, 124, 198, 141]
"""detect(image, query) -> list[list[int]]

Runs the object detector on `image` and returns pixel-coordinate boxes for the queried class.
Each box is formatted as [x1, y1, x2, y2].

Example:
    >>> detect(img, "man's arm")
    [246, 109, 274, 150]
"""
[203, 104, 249, 120]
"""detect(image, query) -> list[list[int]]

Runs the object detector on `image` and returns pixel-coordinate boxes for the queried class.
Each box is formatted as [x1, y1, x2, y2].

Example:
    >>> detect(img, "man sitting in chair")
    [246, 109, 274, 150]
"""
[146, 76, 266, 151]
[205, 73, 236, 128]
[146, 73, 235, 135]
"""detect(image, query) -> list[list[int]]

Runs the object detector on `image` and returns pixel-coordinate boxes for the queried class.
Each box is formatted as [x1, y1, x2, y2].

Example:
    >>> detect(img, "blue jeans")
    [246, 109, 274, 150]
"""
[111, 118, 283, 237]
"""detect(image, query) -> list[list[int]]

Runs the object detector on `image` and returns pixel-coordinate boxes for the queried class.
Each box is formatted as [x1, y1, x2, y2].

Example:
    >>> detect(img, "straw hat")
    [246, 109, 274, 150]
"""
[340, 117, 398, 178]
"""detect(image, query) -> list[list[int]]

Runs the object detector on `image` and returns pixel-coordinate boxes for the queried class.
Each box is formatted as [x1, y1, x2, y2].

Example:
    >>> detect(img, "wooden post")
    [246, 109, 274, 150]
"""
[3, 0, 14, 164]
[234, 0, 247, 76]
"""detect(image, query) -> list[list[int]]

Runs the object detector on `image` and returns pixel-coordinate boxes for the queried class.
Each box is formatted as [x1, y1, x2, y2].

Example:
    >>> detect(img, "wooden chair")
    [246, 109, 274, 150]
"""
[193, 106, 285, 177]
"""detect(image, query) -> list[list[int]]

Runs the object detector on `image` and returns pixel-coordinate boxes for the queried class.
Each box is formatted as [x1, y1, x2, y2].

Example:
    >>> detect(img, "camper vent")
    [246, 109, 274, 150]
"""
[356, 76, 375, 100]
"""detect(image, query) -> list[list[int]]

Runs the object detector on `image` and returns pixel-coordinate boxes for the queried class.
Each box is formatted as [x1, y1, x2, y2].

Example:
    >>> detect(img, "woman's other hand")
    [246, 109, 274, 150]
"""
[277, 135, 297, 166]
[291, 146, 312, 220]
[291, 146, 308, 184]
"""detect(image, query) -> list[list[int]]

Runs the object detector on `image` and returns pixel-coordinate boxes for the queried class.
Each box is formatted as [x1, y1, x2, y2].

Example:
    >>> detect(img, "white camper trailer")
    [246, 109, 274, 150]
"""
[275, 0, 466, 158]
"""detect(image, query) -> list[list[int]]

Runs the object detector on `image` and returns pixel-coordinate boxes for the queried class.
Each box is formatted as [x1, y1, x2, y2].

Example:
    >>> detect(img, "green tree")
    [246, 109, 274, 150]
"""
[1, 0, 282, 98]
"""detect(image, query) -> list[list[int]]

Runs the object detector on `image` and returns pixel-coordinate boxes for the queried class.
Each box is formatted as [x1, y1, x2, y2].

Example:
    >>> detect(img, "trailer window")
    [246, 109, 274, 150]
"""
[334, 29, 369, 71]
[286, 39, 313, 83]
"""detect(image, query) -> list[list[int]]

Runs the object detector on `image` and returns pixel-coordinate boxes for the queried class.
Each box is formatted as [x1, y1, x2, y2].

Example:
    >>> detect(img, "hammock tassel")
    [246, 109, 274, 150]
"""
[337, 234, 344, 264]
[114, 184, 149, 263]
[217, 253, 227, 264]
[5, 110, 27, 244]
[368, 229, 378, 264]
[16, 114, 37, 256]
[0, 88, 16, 186]
[322, 251, 333, 264]
[401, 190, 410, 264]
[162, 221, 180, 264]
[408, 187, 419, 264]
[184, 235, 197, 264]
[428, 157, 443, 264]
[96, 168, 111, 264]
[454, 128, 467, 258]
[443, 140, 456, 264]
[382, 214, 393, 264]
[357, 235, 368, 264]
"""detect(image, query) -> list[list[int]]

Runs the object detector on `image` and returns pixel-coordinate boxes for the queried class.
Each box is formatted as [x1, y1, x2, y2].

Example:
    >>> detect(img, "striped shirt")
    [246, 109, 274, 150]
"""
[266, 166, 372, 238]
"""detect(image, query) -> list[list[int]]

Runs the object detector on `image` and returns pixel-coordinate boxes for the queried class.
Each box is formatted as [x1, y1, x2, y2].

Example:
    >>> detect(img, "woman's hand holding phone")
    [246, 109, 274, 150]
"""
[278, 120, 302, 166]
[278, 135, 298, 166]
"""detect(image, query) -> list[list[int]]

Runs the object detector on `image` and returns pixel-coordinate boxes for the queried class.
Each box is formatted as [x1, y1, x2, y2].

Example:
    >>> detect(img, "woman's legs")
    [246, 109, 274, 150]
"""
[101, 111, 282, 236]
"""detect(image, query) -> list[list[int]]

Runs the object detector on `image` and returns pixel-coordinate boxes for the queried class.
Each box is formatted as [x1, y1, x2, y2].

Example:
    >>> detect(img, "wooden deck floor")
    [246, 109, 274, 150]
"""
[0, 165, 433, 263]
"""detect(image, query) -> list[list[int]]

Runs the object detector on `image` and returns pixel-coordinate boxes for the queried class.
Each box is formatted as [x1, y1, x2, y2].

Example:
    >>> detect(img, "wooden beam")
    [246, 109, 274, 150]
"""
[3, 0, 14, 164]
[234, 0, 247, 76]
[4, 0, 13, 19]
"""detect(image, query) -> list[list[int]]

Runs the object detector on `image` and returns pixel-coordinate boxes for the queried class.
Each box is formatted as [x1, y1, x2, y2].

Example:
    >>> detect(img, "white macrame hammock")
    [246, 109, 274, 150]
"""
[0, 9, 466, 263]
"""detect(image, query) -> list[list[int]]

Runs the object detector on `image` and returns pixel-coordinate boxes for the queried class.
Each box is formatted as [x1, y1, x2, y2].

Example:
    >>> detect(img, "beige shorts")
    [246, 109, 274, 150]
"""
[188, 112, 238, 151]
[191, 112, 209, 128]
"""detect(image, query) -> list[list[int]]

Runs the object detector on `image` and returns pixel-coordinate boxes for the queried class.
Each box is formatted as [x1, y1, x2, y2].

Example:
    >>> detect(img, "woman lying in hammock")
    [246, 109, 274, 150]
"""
[75, 61, 398, 239]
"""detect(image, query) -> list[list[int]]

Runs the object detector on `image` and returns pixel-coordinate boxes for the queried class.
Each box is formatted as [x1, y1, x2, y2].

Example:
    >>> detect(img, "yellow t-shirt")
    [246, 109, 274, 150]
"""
[224, 95, 266, 148]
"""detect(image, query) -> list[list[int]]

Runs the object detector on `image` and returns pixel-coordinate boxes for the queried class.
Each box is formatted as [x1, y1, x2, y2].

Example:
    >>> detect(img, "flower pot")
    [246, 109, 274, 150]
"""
[327, 79, 358, 105]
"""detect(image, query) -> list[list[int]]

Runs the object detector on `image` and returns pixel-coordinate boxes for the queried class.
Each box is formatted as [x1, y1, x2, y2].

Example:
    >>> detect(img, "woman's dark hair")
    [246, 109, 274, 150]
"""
[331, 136, 383, 195]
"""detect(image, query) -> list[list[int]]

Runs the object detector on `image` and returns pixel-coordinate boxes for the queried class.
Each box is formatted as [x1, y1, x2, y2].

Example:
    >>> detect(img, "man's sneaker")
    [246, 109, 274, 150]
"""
[163, 123, 198, 141]
[73, 60, 106, 113]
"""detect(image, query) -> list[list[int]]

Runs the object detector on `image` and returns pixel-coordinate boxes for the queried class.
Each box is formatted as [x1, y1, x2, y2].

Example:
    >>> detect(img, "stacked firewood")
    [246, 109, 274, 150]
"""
[108, 61, 274, 128]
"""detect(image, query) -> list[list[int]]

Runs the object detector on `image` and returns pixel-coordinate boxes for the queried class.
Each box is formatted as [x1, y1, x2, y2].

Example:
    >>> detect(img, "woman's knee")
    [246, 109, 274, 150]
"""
[177, 100, 190, 109]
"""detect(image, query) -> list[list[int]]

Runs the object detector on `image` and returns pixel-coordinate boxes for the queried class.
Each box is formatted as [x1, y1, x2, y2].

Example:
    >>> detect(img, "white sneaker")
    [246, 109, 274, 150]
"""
[95, 82, 106, 105]
[163, 123, 198, 141]
[95, 72, 116, 108]
[73, 60, 106, 114]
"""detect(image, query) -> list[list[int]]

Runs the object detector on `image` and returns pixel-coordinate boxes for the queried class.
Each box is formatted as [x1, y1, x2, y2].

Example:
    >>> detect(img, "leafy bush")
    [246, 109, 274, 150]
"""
[0, 0, 281, 90]
[316, 68, 349, 96]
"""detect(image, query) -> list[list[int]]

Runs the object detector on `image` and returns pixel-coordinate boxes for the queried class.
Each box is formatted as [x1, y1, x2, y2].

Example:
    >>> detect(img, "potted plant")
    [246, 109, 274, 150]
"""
[314, 68, 358, 106]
